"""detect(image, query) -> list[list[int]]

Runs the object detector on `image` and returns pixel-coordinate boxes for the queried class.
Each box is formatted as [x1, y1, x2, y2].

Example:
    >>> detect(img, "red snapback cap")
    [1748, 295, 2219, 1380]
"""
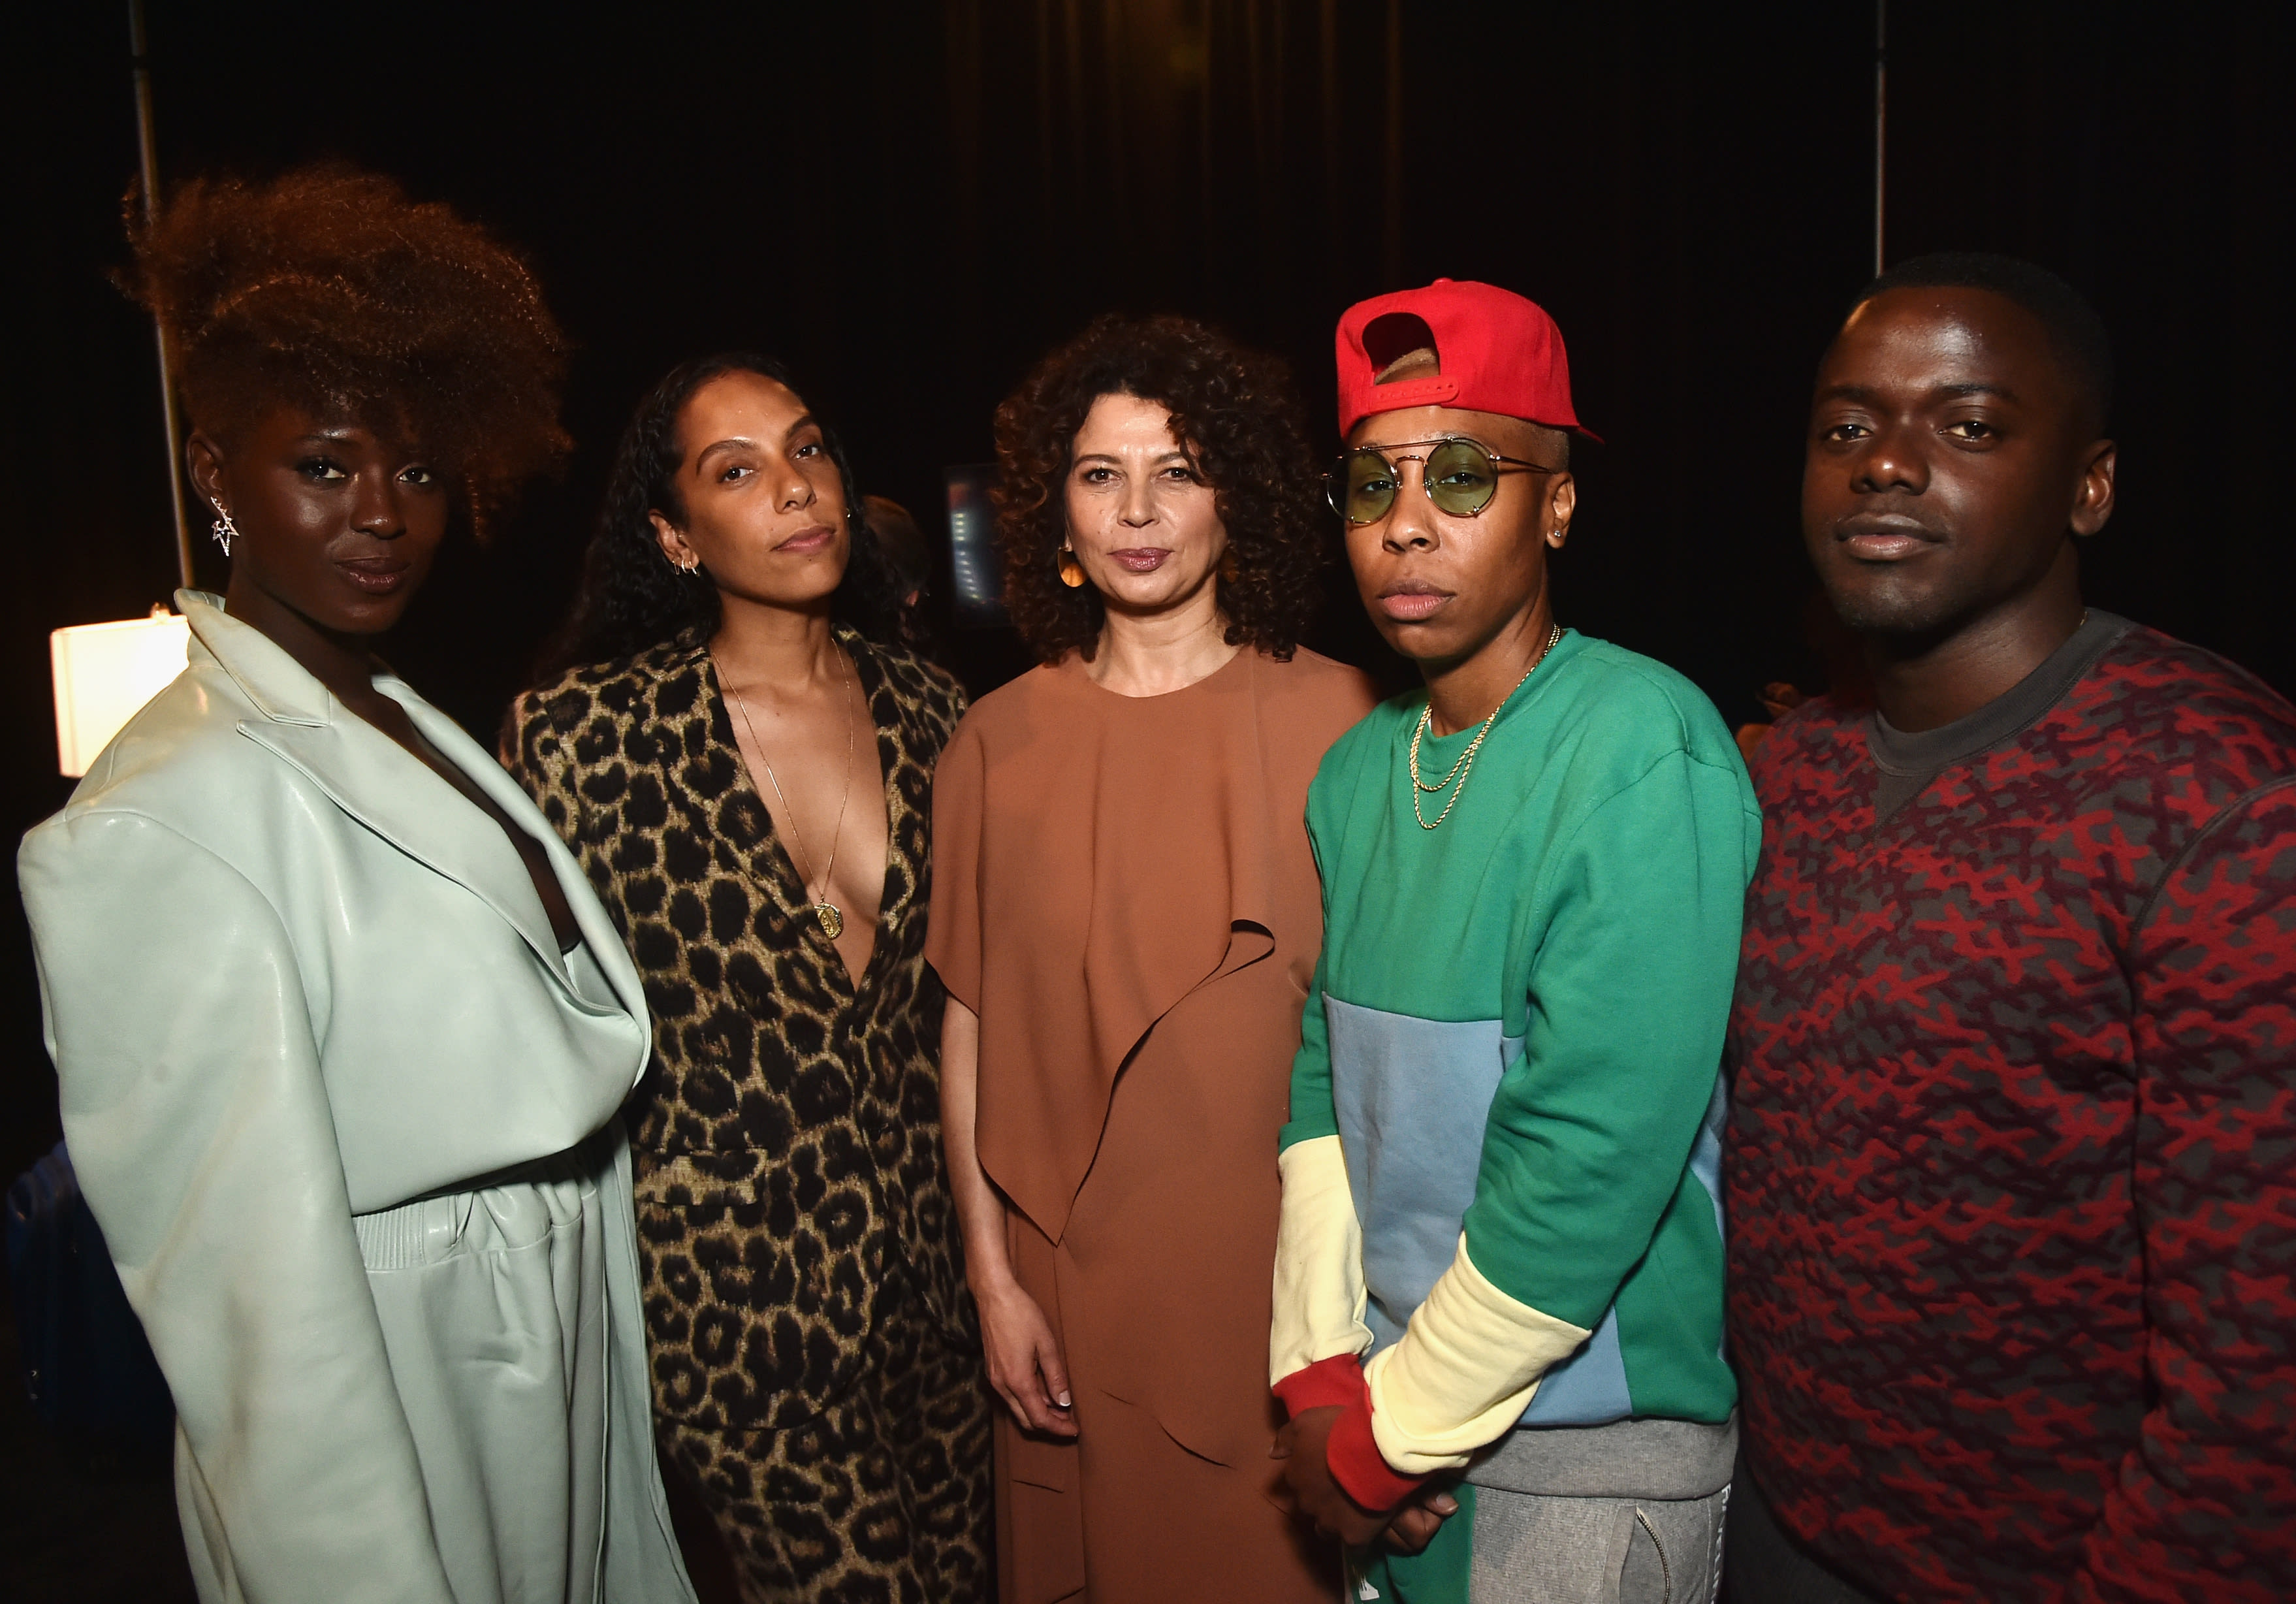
[1335, 278, 1599, 441]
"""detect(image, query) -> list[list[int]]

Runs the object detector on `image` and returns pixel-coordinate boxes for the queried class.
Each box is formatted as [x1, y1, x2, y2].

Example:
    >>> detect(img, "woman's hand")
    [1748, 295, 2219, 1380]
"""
[940, 998, 1077, 1437]
[1380, 1486, 1459, 1554]
[972, 1274, 1078, 1437]
[1271, 1407, 1457, 1550]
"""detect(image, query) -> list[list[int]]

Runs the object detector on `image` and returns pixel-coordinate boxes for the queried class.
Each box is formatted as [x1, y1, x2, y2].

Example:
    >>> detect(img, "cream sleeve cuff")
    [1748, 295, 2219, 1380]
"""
[1363, 1233, 1591, 1475]
[1269, 1134, 1372, 1384]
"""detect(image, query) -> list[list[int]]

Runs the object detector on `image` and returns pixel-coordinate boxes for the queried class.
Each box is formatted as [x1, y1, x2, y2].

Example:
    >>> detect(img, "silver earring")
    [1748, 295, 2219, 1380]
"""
[662, 545, 700, 575]
[212, 505, 238, 556]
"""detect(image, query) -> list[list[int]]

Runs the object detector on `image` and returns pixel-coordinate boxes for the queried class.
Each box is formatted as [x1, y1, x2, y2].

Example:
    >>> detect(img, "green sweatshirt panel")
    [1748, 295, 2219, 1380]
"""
[1614, 1173, 1735, 1420]
[1283, 940, 1341, 1151]
[1307, 638, 1743, 1028]
[1461, 746, 1756, 1328]
[1284, 635, 1755, 1434]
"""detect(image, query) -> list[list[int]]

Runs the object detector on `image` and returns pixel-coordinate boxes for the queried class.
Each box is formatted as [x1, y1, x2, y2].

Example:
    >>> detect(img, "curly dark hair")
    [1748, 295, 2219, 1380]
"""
[992, 313, 1326, 664]
[537, 353, 899, 677]
[124, 164, 569, 535]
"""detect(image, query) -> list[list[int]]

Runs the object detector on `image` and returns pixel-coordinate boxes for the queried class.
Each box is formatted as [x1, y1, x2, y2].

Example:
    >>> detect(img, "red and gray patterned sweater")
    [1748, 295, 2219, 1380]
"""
[1728, 613, 2296, 1602]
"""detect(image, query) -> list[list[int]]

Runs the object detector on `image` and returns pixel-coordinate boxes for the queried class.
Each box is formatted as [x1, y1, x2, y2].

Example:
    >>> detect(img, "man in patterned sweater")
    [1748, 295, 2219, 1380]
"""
[1727, 252, 2296, 1602]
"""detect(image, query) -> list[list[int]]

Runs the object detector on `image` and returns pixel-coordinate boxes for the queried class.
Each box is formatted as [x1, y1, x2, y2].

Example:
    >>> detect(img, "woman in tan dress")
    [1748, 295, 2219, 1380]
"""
[929, 315, 1377, 1601]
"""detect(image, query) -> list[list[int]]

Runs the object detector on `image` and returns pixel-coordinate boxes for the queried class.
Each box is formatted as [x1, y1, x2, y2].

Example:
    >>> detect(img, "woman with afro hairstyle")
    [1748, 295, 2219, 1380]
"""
[18, 167, 697, 1604]
[925, 315, 1376, 1600]
[505, 355, 992, 1601]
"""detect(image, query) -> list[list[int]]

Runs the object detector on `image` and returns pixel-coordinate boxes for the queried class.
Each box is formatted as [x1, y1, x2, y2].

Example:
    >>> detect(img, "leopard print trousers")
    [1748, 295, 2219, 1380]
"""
[660, 1288, 994, 1603]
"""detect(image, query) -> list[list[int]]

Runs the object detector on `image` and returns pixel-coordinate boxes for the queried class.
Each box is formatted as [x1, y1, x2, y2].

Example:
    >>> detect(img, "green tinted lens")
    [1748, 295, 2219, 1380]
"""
[1424, 440, 1501, 516]
[1340, 451, 1399, 523]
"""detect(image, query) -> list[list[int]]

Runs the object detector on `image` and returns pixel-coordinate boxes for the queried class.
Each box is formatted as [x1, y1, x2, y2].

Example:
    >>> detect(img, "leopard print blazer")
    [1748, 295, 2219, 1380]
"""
[506, 628, 976, 1434]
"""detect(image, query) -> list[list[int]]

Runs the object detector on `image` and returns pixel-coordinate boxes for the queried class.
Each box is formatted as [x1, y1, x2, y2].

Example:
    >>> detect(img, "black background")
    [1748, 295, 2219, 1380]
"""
[3, 0, 2290, 1183]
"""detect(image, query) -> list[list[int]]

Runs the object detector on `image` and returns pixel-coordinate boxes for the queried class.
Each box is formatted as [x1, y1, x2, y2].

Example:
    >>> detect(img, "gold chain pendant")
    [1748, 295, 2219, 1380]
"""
[716, 647, 861, 951]
[1409, 622, 1564, 831]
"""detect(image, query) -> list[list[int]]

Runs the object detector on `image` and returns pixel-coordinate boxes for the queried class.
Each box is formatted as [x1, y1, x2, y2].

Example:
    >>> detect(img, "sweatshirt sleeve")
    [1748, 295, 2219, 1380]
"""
[1355, 747, 1755, 1483]
[2077, 780, 2296, 1601]
[1271, 790, 1375, 1408]
[1269, 958, 1371, 1406]
[1279, 767, 1347, 1158]
[18, 811, 459, 1603]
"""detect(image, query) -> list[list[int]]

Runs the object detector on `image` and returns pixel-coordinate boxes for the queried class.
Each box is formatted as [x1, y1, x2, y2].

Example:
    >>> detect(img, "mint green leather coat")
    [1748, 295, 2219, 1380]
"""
[18, 593, 697, 1604]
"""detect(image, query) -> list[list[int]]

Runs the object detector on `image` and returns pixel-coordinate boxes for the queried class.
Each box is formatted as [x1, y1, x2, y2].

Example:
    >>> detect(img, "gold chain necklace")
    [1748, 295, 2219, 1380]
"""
[718, 649, 858, 940]
[1407, 622, 1564, 831]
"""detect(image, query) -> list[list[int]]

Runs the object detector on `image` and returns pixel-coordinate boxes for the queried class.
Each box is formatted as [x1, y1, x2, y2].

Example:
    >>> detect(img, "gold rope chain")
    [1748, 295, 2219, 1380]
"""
[1407, 622, 1565, 831]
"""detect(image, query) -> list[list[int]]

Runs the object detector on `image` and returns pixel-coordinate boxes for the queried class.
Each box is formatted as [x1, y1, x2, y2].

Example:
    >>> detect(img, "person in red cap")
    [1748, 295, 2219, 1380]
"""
[1269, 280, 1757, 1601]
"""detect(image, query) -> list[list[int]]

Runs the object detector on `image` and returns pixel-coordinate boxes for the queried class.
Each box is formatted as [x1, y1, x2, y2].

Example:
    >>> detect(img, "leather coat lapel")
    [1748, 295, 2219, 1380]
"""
[178, 592, 626, 1008]
[383, 683, 647, 1016]
[239, 712, 569, 976]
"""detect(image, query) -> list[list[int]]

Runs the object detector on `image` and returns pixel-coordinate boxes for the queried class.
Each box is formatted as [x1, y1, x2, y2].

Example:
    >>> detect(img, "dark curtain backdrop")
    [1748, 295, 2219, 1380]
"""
[3, 1, 2289, 1178]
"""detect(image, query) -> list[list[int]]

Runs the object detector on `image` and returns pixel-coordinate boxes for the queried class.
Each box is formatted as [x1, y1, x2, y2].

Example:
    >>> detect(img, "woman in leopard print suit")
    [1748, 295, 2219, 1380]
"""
[507, 353, 991, 1602]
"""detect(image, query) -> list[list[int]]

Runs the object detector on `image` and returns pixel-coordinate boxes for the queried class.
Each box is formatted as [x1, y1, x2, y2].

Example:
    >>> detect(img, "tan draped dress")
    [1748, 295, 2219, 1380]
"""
[927, 645, 1376, 1603]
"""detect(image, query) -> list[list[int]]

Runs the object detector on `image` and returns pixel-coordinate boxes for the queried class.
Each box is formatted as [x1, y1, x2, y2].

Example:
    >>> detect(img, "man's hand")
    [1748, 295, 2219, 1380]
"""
[1271, 1406, 1456, 1550]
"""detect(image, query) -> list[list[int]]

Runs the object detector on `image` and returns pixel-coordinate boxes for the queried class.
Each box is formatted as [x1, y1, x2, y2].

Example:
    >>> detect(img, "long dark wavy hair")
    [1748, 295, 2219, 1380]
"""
[539, 353, 899, 676]
[992, 313, 1327, 664]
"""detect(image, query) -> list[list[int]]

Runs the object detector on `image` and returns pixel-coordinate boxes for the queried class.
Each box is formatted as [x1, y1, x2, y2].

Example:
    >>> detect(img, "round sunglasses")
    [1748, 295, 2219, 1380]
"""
[1324, 437, 1560, 524]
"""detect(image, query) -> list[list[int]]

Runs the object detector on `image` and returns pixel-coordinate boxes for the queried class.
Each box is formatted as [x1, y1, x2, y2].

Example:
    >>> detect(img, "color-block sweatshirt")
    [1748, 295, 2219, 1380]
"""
[1271, 630, 1760, 1507]
[1729, 612, 2296, 1602]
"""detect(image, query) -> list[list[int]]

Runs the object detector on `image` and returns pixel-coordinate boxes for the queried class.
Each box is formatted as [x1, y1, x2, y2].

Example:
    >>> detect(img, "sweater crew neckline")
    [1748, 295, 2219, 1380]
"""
[1866, 610, 2132, 822]
[1414, 628, 1586, 750]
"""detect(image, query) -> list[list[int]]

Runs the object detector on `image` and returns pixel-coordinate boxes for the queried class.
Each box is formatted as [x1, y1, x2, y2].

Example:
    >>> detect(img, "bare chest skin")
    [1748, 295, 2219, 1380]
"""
[718, 654, 890, 985]
[344, 686, 583, 952]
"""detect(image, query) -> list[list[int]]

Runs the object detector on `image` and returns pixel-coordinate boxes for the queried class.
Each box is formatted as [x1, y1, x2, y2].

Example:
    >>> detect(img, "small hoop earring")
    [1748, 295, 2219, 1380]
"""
[663, 545, 701, 575]
[1057, 543, 1087, 589]
[211, 505, 238, 556]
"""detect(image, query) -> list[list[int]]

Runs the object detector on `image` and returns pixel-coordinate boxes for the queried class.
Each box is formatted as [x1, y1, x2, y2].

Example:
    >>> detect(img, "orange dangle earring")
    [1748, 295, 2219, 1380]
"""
[1057, 542, 1087, 588]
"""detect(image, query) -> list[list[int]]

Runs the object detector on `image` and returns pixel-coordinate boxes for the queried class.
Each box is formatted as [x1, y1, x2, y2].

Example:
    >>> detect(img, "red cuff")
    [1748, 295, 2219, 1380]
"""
[1272, 1353, 1367, 1419]
[1326, 1394, 1425, 1513]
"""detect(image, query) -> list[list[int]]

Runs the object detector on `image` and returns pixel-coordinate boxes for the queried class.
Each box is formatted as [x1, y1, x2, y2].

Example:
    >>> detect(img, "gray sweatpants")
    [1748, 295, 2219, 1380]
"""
[1469, 1480, 1729, 1603]
[1463, 1415, 1736, 1604]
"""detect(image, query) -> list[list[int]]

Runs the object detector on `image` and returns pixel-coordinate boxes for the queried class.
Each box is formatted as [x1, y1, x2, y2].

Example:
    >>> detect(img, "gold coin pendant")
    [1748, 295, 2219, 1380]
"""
[814, 903, 844, 940]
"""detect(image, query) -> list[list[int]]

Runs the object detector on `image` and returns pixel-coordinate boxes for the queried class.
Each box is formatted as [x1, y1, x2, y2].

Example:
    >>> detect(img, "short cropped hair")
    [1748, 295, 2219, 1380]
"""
[1855, 251, 2113, 430]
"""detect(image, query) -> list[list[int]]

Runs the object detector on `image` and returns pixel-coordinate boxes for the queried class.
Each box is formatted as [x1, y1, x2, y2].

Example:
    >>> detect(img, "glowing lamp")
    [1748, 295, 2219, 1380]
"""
[50, 607, 190, 777]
